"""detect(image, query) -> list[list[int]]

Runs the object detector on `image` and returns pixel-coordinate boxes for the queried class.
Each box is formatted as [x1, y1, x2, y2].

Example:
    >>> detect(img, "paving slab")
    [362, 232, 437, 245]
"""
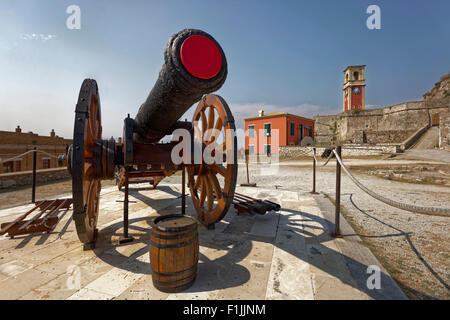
[249, 211, 280, 241]
[0, 184, 406, 300]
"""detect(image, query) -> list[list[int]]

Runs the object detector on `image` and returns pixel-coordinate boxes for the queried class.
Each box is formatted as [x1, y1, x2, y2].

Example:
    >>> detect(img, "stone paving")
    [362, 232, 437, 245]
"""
[0, 183, 407, 300]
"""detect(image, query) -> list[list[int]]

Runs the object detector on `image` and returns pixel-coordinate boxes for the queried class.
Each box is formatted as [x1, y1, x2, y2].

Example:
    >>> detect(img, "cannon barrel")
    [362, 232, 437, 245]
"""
[134, 29, 228, 143]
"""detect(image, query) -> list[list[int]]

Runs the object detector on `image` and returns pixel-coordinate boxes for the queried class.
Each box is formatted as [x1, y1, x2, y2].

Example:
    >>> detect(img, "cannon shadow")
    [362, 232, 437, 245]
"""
[92, 212, 251, 292]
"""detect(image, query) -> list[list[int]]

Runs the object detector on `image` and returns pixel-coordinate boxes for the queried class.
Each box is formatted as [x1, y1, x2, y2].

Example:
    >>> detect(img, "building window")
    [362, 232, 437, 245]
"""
[299, 124, 304, 141]
[15, 161, 21, 172]
[264, 123, 271, 137]
[290, 142, 294, 146]
[353, 71, 359, 80]
[43, 158, 51, 169]
[248, 125, 255, 138]
[307, 126, 313, 137]
[290, 122, 295, 136]
[3, 161, 14, 173]
[264, 144, 271, 155]
[248, 145, 255, 155]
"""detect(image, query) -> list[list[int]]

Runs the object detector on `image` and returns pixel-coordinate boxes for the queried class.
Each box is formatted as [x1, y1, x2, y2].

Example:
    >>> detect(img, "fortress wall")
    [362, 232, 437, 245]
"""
[314, 99, 449, 146]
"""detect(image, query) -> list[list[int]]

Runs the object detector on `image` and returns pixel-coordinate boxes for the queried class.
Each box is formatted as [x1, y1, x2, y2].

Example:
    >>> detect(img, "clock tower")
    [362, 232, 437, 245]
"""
[343, 65, 366, 112]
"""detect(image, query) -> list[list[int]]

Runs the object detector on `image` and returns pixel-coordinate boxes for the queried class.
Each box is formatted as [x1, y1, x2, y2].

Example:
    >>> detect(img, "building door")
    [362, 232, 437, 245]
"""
[432, 113, 440, 126]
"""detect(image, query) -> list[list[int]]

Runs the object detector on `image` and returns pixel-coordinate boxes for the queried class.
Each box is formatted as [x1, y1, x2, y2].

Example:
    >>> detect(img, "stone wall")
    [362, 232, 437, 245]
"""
[0, 167, 70, 189]
[439, 110, 450, 151]
[314, 99, 449, 146]
[361, 130, 416, 144]
[279, 144, 399, 159]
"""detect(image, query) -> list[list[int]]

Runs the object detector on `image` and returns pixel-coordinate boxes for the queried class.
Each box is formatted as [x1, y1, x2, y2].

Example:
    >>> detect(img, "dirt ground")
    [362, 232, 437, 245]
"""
[227, 158, 449, 300]
[350, 163, 450, 186]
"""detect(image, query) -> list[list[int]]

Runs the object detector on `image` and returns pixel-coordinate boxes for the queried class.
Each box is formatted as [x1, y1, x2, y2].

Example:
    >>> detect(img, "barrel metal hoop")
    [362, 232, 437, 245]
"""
[152, 272, 197, 286]
[150, 236, 198, 249]
[151, 264, 197, 278]
[150, 229, 195, 240]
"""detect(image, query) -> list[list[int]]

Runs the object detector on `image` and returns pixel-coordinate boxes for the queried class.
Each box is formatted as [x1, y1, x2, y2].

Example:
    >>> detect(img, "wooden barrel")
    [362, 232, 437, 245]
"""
[149, 214, 198, 292]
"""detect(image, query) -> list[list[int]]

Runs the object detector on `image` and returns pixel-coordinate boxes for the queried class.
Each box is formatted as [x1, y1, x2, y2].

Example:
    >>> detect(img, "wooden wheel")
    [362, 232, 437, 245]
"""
[70, 79, 102, 244]
[187, 94, 237, 226]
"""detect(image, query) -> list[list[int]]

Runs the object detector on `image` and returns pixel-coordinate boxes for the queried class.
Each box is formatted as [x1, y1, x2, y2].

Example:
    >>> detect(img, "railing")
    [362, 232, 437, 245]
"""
[310, 146, 450, 237]
[0, 148, 62, 203]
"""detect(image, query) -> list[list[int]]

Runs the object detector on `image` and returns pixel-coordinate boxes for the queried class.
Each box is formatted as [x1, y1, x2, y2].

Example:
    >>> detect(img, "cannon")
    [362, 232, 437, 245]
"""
[67, 29, 237, 245]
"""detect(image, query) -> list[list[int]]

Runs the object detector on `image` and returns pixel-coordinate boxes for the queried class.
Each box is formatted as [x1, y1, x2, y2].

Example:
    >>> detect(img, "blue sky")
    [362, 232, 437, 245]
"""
[0, 0, 449, 141]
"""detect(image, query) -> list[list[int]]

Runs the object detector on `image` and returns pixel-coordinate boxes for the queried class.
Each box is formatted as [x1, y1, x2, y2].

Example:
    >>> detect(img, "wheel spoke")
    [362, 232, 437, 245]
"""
[208, 171, 223, 200]
[204, 175, 214, 211]
[209, 164, 226, 176]
[208, 117, 223, 144]
[208, 106, 215, 130]
[199, 176, 207, 207]
[214, 117, 223, 132]
[200, 110, 207, 136]
[194, 174, 202, 190]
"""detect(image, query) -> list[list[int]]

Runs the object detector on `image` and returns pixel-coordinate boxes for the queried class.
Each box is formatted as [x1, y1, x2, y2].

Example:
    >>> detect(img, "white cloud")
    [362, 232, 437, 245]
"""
[20, 33, 57, 42]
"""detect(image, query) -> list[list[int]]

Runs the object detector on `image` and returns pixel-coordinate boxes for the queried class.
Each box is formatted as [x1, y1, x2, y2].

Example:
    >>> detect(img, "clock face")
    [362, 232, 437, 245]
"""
[344, 89, 348, 96]
[353, 87, 361, 95]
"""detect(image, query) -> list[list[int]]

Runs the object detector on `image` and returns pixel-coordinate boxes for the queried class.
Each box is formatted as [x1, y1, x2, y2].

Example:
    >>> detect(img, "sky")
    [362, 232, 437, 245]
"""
[0, 0, 449, 144]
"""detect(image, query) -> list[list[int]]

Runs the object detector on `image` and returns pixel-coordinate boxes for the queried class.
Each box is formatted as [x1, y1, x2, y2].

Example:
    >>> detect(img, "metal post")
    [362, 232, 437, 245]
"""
[310, 147, 318, 194]
[181, 165, 186, 215]
[119, 169, 133, 244]
[31, 147, 37, 203]
[124, 172, 129, 238]
[240, 149, 256, 187]
[245, 150, 250, 185]
[334, 146, 342, 237]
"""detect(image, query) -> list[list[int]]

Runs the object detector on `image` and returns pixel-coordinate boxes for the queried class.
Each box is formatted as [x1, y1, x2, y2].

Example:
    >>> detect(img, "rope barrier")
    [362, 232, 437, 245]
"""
[332, 149, 450, 217]
[36, 150, 60, 159]
[313, 149, 334, 167]
[0, 149, 62, 164]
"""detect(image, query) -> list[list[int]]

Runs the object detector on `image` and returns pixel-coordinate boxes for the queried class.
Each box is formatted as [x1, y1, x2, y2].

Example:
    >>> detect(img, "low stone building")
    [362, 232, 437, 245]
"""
[0, 126, 72, 173]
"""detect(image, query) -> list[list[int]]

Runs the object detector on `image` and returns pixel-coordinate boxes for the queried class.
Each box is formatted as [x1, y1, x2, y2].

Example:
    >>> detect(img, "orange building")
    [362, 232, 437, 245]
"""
[244, 111, 314, 155]
[343, 65, 366, 112]
[0, 126, 72, 173]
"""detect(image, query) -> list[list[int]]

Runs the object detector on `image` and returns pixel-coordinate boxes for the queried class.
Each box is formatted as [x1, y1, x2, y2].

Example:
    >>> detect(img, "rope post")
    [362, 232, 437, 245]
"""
[310, 147, 318, 194]
[124, 172, 129, 238]
[119, 169, 133, 244]
[245, 149, 250, 185]
[31, 147, 37, 203]
[181, 165, 186, 215]
[333, 146, 342, 238]
[240, 149, 256, 187]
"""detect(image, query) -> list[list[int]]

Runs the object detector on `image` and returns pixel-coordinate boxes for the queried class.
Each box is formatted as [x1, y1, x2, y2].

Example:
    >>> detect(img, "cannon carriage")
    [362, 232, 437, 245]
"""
[67, 29, 237, 246]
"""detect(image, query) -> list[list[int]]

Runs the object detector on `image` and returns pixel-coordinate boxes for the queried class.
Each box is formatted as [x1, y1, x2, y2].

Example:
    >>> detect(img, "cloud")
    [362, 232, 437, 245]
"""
[20, 33, 57, 42]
